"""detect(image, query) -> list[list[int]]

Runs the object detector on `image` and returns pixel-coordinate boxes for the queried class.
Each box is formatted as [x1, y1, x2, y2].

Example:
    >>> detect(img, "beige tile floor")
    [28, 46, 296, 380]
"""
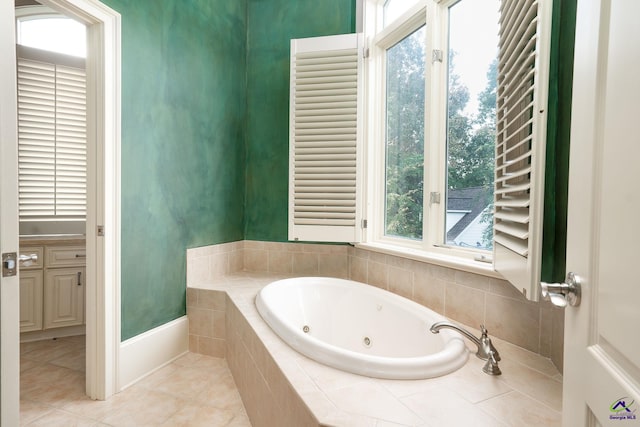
[20, 336, 252, 426]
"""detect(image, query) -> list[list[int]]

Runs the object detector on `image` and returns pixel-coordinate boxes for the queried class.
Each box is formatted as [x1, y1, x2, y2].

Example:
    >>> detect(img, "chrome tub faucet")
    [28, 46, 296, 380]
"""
[430, 322, 501, 375]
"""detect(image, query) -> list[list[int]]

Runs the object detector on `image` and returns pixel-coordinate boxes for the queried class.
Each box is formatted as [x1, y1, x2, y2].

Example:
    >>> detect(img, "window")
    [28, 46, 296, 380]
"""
[15, 9, 87, 234]
[384, 25, 426, 240]
[383, 0, 421, 27]
[444, 1, 498, 251]
[16, 7, 86, 58]
[288, 0, 553, 298]
[365, 0, 499, 259]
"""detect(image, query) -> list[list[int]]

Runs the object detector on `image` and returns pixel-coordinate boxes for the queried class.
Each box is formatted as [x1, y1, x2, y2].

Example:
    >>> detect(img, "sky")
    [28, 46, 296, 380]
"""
[448, 0, 500, 115]
[384, 0, 500, 116]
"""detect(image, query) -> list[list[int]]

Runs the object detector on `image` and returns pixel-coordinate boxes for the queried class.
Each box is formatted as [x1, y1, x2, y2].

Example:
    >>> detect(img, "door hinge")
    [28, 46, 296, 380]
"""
[432, 49, 443, 63]
[430, 192, 441, 205]
[97, 225, 105, 236]
[363, 47, 370, 59]
[361, 219, 368, 229]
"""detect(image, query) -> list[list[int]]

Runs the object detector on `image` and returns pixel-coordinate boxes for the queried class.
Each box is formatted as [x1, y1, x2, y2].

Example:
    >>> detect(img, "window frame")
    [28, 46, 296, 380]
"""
[288, 0, 555, 292]
[362, 0, 497, 267]
[15, 5, 86, 58]
[15, 5, 61, 25]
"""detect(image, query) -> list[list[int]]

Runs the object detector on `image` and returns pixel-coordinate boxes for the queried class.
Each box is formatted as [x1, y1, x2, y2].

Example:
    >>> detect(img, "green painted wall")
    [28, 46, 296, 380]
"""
[101, 0, 247, 340]
[244, 0, 356, 241]
[102, 0, 572, 340]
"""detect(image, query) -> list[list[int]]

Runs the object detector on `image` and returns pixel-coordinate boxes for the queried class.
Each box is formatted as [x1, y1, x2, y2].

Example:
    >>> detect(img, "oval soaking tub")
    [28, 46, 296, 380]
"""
[255, 277, 468, 379]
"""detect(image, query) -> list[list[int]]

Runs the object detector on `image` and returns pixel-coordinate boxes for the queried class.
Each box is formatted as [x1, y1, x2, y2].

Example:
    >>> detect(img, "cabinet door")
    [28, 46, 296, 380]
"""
[19, 270, 43, 332]
[44, 267, 85, 329]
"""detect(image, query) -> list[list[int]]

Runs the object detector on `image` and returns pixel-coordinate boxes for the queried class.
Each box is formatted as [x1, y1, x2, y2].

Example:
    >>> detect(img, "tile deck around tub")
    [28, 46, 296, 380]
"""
[190, 272, 563, 427]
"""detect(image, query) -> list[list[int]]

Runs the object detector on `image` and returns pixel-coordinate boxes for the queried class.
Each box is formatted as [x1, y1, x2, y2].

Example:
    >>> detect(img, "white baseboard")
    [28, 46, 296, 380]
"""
[20, 325, 86, 343]
[118, 316, 189, 390]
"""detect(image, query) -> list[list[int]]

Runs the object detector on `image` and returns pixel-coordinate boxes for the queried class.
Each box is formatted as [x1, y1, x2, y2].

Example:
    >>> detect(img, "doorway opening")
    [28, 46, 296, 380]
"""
[14, 0, 121, 401]
[16, 2, 90, 407]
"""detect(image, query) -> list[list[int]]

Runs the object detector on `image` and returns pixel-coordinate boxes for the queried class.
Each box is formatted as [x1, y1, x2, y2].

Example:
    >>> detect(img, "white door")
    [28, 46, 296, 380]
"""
[0, 1, 21, 425]
[563, 0, 640, 425]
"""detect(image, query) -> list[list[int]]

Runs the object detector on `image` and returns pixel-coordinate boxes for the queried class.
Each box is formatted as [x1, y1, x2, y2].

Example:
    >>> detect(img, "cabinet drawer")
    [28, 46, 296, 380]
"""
[19, 246, 44, 270]
[45, 246, 86, 268]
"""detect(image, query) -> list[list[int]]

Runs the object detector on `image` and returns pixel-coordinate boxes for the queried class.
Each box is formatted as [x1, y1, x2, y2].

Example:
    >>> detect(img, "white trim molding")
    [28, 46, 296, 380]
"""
[119, 316, 189, 390]
[1, 2, 20, 423]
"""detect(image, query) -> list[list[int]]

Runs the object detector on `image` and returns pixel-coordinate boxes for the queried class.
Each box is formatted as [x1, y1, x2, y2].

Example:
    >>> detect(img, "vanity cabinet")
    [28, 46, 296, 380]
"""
[19, 244, 86, 333]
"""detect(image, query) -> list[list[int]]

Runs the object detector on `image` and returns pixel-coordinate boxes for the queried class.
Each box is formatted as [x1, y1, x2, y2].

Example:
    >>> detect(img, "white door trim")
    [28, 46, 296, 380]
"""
[39, 0, 121, 400]
[1, 1, 20, 423]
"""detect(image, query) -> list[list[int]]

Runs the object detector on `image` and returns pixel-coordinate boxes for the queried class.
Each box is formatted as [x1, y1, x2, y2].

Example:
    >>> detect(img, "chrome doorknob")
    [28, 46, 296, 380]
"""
[541, 272, 581, 307]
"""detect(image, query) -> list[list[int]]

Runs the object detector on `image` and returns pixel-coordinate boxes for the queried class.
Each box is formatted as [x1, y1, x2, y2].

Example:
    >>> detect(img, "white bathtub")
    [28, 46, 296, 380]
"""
[255, 277, 468, 379]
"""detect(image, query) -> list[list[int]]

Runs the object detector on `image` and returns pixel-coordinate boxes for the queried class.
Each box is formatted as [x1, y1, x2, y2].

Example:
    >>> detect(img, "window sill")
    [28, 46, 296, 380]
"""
[354, 241, 504, 279]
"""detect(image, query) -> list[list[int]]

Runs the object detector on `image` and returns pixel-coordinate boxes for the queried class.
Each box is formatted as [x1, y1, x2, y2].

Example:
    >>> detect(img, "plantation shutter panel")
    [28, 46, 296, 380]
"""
[494, 0, 552, 300]
[17, 46, 87, 219]
[289, 34, 363, 242]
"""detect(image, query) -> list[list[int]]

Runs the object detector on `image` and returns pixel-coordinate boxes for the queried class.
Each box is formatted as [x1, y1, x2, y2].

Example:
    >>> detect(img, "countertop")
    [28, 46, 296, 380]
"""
[20, 234, 86, 246]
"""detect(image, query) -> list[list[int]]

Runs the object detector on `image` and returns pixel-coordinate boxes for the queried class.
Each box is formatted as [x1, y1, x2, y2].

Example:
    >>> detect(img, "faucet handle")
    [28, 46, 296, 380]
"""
[480, 324, 488, 337]
[478, 325, 501, 362]
[482, 350, 502, 376]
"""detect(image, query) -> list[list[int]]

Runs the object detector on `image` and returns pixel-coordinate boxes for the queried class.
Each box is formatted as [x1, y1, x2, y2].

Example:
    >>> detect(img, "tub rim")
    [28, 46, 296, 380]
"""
[256, 276, 469, 380]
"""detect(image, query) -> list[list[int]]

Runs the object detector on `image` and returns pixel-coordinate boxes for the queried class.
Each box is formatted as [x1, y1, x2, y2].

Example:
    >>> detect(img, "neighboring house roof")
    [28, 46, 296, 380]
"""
[446, 186, 492, 245]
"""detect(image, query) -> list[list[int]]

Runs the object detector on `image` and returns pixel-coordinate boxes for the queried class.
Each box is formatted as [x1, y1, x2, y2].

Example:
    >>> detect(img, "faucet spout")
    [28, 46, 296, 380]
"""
[430, 322, 501, 363]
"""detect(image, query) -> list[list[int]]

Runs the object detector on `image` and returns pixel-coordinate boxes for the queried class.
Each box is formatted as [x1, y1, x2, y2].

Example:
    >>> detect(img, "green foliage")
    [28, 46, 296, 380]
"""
[384, 27, 426, 239]
[447, 55, 497, 191]
[386, 153, 424, 238]
[383, 41, 497, 245]
[446, 55, 496, 249]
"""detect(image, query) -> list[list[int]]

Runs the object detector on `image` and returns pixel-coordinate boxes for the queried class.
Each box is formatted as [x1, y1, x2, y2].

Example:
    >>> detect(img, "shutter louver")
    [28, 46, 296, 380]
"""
[494, 0, 552, 299]
[17, 51, 86, 220]
[54, 65, 87, 216]
[18, 59, 56, 217]
[289, 34, 363, 242]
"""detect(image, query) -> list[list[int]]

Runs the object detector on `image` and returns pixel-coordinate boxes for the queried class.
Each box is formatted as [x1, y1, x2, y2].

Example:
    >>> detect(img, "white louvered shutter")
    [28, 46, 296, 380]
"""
[289, 34, 363, 242]
[494, 0, 552, 300]
[17, 47, 87, 220]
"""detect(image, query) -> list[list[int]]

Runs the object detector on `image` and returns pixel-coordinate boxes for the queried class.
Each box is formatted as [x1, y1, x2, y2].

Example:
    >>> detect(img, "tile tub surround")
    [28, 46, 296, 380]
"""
[186, 240, 564, 371]
[190, 273, 563, 427]
[187, 241, 245, 285]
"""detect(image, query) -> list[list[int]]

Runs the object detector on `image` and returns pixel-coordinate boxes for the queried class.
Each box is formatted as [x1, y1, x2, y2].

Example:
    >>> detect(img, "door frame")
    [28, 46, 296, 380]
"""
[1, 0, 20, 423]
[37, 0, 121, 400]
